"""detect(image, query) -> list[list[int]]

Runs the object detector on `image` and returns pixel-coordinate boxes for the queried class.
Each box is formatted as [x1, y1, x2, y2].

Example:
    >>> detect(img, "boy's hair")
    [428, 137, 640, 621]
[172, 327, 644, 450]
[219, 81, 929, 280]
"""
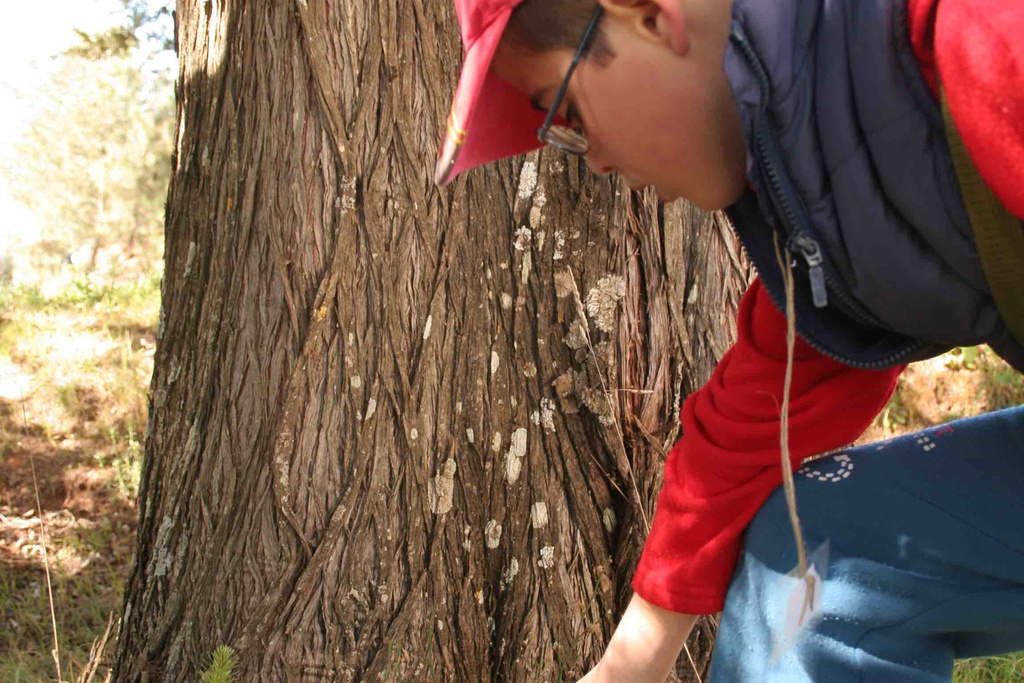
[506, 0, 612, 60]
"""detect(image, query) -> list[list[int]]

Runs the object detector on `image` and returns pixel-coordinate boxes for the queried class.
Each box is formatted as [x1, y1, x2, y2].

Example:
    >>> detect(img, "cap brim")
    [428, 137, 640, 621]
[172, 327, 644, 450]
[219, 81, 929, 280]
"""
[434, 11, 549, 186]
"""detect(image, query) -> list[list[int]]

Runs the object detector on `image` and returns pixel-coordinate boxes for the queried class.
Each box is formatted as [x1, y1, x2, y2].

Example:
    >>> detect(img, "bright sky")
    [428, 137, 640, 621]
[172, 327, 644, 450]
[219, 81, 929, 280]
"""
[0, 0, 126, 250]
[0, 0, 126, 144]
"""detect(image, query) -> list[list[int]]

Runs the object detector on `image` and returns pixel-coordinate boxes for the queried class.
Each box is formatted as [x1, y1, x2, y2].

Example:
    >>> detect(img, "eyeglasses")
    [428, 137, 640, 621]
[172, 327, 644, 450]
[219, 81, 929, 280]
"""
[536, 5, 604, 156]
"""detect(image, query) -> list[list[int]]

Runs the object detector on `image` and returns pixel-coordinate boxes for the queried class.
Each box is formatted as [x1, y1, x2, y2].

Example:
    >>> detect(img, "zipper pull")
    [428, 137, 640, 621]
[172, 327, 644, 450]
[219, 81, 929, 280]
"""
[729, 20, 749, 48]
[791, 235, 829, 308]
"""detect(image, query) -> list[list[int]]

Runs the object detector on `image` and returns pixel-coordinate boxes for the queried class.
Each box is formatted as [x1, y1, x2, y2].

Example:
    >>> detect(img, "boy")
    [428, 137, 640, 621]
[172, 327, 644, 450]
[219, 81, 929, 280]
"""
[434, 0, 1024, 680]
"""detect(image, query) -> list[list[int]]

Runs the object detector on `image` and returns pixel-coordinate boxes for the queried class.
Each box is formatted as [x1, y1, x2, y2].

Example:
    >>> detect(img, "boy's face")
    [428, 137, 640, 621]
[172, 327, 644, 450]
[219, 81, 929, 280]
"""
[491, 0, 746, 210]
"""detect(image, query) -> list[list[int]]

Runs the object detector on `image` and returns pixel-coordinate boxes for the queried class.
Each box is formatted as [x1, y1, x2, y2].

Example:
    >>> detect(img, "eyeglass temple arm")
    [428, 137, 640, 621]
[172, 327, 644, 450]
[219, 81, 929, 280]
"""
[538, 5, 605, 134]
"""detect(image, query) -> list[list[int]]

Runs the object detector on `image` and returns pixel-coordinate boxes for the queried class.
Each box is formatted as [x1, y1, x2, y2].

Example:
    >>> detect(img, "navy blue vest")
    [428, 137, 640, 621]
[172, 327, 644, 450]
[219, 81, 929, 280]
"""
[722, 0, 1024, 371]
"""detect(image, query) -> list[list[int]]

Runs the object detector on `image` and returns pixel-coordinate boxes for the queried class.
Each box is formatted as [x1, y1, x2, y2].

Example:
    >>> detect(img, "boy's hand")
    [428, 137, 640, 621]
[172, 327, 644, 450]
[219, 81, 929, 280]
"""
[575, 594, 699, 683]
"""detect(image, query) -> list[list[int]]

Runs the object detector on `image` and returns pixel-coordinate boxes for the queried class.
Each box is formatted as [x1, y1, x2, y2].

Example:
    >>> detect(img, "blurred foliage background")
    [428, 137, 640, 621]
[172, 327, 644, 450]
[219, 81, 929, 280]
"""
[1, 0, 173, 289]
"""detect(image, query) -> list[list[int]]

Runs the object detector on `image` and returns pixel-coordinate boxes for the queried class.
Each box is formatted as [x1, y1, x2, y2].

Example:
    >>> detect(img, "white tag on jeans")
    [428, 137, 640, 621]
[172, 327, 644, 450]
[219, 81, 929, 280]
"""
[770, 539, 830, 663]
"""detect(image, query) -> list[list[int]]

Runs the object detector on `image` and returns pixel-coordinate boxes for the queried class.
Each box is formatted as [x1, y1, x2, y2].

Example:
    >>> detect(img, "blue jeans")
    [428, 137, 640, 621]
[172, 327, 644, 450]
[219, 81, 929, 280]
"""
[708, 406, 1024, 682]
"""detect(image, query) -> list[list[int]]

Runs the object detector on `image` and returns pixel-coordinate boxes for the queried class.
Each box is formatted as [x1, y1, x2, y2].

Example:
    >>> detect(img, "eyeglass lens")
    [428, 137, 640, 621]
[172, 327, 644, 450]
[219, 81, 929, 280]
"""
[542, 126, 588, 154]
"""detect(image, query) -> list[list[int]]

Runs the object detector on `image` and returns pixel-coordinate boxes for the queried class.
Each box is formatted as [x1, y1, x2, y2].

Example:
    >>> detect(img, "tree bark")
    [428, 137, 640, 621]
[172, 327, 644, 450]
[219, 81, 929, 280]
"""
[113, 1, 749, 681]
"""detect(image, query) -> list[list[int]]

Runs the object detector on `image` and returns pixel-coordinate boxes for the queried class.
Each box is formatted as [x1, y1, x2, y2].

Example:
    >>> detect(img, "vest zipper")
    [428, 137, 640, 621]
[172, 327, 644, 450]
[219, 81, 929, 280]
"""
[729, 22, 830, 310]
[728, 21, 928, 368]
[790, 234, 828, 308]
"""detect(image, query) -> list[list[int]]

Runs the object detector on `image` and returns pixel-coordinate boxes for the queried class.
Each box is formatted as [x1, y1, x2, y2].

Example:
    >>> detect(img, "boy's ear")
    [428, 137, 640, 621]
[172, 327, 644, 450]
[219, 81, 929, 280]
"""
[596, 0, 690, 56]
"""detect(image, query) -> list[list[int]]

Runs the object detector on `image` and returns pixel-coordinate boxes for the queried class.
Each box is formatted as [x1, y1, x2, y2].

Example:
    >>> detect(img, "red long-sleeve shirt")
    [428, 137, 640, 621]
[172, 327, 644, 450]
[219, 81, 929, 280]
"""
[632, 280, 902, 613]
[632, 0, 1024, 614]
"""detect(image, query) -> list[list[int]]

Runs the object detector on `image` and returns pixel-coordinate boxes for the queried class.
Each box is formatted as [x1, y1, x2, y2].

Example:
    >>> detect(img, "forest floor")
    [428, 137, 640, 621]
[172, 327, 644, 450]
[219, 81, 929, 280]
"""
[0, 275, 156, 682]
[0, 274, 1021, 682]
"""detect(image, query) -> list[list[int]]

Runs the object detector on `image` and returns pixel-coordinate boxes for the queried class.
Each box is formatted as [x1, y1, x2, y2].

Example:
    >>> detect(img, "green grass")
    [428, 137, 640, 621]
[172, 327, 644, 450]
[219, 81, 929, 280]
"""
[0, 317, 37, 362]
[199, 646, 239, 683]
[0, 273, 161, 318]
[0, 561, 123, 682]
[96, 426, 143, 501]
[980, 362, 1024, 412]
[955, 652, 1024, 682]
[951, 346, 1024, 412]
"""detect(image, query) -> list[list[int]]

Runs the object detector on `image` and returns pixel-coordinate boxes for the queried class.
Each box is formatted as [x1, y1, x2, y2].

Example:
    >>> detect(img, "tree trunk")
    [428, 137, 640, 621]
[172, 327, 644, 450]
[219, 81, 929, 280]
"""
[113, 1, 749, 681]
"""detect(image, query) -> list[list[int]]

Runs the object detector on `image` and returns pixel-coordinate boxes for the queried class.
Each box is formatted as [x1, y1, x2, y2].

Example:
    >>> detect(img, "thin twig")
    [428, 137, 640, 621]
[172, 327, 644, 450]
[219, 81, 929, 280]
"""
[75, 612, 115, 683]
[22, 395, 64, 682]
[773, 237, 809, 577]
[683, 642, 705, 683]
[567, 266, 650, 533]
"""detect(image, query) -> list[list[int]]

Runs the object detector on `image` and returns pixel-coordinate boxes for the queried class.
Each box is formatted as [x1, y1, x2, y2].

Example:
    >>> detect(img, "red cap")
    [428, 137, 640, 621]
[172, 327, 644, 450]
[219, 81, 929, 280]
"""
[434, 0, 550, 186]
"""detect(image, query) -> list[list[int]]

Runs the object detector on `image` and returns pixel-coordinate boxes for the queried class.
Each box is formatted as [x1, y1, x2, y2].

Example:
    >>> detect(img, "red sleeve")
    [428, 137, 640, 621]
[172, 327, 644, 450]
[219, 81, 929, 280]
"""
[631, 279, 902, 614]
[909, 0, 1024, 219]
